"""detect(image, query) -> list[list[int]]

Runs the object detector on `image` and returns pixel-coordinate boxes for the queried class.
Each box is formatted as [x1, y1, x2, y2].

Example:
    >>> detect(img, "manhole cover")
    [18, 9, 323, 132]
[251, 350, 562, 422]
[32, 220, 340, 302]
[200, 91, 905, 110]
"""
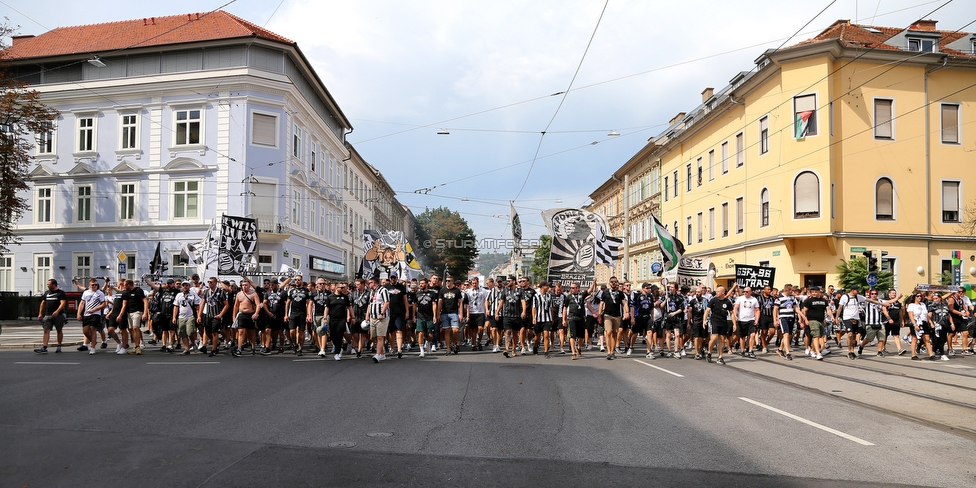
[329, 441, 356, 448]
[366, 432, 393, 437]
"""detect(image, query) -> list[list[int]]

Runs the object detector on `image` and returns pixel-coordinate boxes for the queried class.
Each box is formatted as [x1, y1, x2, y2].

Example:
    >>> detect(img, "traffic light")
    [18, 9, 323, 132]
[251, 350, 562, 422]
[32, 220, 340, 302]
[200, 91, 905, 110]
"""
[862, 250, 878, 272]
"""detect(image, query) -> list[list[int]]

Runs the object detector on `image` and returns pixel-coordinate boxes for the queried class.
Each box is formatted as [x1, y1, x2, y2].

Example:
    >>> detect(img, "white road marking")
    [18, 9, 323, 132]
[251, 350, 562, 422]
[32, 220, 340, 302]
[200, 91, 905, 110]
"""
[293, 358, 327, 362]
[739, 397, 874, 446]
[945, 365, 973, 369]
[633, 359, 684, 377]
[145, 362, 219, 365]
[14, 362, 80, 365]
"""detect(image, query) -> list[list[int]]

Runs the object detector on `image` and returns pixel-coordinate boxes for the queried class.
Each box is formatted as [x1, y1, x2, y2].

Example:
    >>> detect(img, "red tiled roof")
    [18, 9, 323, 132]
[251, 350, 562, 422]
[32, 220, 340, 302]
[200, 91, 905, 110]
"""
[793, 19, 974, 57]
[4, 11, 293, 60]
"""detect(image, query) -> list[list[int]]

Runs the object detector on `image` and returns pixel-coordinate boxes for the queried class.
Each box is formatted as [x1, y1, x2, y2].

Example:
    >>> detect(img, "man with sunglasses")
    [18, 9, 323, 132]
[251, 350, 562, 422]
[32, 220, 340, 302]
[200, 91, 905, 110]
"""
[597, 277, 629, 360]
[438, 276, 466, 355]
[173, 281, 201, 355]
[499, 275, 525, 358]
[311, 279, 332, 356]
[76, 278, 108, 355]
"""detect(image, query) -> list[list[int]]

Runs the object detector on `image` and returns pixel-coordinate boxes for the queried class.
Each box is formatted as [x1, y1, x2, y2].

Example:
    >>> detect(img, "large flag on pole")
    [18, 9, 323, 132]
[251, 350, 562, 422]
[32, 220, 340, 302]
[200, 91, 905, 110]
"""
[510, 202, 522, 276]
[594, 221, 622, 266]
[651, 215, 685, 271]
[149, 242, 163, 275]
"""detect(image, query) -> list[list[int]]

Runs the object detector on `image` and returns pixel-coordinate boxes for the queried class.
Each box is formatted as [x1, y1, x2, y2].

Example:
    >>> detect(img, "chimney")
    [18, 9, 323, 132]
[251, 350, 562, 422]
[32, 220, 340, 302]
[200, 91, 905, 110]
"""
[11, 35, 34, 46]
[669, 112, 686, 126]
[701, 87, 714, 103]
[911, 20, 937, 31]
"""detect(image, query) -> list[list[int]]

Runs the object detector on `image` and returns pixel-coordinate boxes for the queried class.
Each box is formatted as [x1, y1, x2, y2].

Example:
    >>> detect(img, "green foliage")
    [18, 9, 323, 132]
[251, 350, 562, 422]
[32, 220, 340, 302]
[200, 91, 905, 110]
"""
[477, 252, 509, 274]
[413, 206, 478, 278]
[939, 270, 954, 286]
[0, 23, 60, 253]
[835, 257, 894, 292]
[529, 235, 552, 283]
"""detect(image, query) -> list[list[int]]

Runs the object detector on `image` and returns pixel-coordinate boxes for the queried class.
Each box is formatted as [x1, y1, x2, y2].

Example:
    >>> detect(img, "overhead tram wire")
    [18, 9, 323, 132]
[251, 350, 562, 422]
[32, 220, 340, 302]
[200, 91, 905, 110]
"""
[512, 0, 608, 201]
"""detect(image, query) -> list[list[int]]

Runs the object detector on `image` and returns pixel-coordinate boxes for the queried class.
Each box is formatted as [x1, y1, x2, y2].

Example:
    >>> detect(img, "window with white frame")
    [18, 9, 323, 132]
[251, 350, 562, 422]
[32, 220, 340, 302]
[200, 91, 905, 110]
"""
[173, 181, 199, 218]
[708, 207, 715, 240]
[292, 190, 301, 226]
[76, 185, 92, 223]
[310, 203, 316, 234]
[686, 164, 692, 192]
[697, 212, 703, 243]
[721, 202, 729, 237]
[708, 150, 715, 180]
[941, 104, 959, 144]
[696, 158, 703, 186]
[122, 253, 136, 282]
[293, 125, 303, 160]
[174, 109, 201, 145]
[908, 37, 936, 53]
[794, 94, 817, 138]
[258, 254, 274, 273]
[34, 254, 52, 293]
[672, 170, 678, 198]
[686, 216, 692, 245]
[942, 180, 960, 222]
[36, 121, 55, 155]
[35, 186, 53, 223]
[876, 178, 894, 220]
[794, 171, 820, 219]
[171, 252, 192, 279]
[736, 197, 744, 234]
[319, 205, 326, 237]
[120, 113, 138, 149]
[0, 256, 12, 291]
[311, 143, 317, 174]
[874, 99, 894, 139]
[721, 141, 729, 173]
[760, 188, 770, 227]
[77, 116, 95, 152]
[735, 132, 744, 167]
[759, 116, 769, 154]
[251, 112, 277, 147]
[120, 183, 135, 221]
[664, 176, 669, 202]
[74, 253, 92, 279]
[292, 256, 302, 270]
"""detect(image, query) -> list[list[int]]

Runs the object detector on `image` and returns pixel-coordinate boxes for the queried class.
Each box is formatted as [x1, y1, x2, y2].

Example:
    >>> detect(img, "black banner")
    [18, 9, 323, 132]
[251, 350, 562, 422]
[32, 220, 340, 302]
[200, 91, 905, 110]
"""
[217, 215, 259, 275]
[735, 264, 775, 289]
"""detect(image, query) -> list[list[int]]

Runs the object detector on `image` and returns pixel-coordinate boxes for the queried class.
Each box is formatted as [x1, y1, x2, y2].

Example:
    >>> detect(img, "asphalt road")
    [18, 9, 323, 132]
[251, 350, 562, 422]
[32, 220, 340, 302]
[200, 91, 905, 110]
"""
[2, 344, 974, 488]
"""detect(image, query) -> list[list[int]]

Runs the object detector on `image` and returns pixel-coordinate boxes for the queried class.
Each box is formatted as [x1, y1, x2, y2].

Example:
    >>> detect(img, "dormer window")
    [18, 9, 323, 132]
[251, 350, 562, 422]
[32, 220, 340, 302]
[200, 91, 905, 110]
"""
[908, 38, 935, 52]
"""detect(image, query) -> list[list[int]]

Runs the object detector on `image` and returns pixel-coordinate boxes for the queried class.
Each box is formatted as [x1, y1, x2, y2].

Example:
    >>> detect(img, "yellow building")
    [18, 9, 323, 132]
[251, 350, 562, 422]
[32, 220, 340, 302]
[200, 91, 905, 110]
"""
[600, 20, 976, 292]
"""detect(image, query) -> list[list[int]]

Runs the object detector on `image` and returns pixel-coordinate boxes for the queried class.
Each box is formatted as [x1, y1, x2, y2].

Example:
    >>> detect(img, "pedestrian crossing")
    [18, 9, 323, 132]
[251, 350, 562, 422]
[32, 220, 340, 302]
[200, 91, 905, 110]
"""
[0, 326, 85, 348]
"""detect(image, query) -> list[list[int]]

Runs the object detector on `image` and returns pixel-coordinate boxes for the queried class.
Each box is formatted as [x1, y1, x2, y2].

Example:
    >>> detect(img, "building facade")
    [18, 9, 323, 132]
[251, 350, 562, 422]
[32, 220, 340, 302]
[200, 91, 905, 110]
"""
[603, 19, 976, 291]
[2, 11, 399, 291]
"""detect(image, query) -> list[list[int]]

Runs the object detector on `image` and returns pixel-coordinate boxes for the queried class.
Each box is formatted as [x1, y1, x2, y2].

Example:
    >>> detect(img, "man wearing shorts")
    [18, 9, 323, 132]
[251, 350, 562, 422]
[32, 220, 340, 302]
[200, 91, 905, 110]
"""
[484, 278, 503, 353]
[663, 282, 686, 358]
[757, 285, 776, 353]
[198, 277, 229, 357]
[732, 286, 760, 358]
[438, 277, 465, 355]
[232, 280, 262, 357]
[799, 286, 829, 360]
[773, 285, 800, 360]
[630, 283, 653, 357]
[368, 277, 391, 362]
[464, 277, 489, 351]
[597, 277, 628, 360]
[35, 279, 68, 354]
[117, 279, 148, 355]
[703, 285, 733, 364]
[687, 285, 709, 359]
[881, 289, 906, 355]
[172, 281, 201, 356]
[532, 281, 555, 358]
[499, 276, 525, 358]
[414, 278, 439, 358]
[311, 280, 331, 356]
[285, 278, 310, 356]
[837, 287, 866, 360]
[385, 273, 409, 357]
[77, 278, 107, 355]
[563, 282, 592, 360]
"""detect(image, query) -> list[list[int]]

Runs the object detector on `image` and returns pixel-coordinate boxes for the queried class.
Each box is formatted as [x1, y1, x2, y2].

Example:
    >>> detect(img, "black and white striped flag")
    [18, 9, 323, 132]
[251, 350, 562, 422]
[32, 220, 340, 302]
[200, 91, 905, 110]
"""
[594, 221, 623, 266]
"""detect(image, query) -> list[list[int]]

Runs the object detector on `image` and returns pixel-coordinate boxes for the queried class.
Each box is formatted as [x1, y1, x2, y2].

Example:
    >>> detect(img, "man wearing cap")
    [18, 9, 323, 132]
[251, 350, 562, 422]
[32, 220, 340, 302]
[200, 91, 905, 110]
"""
[285, 277, 309, 355]
[145, 276, 179, 352]
[311, 279, 331, 356]
[499, 275, 525, 358]
[413, 278, 439, 358]
[628, 283, 653, 356]
[198, 277, 229, 356]
[173, 281, 201, 355]
[484, 277, 503, 353]
[368, 277, 391, 362]
[597, 277, 629, 360]
[464, 277, 489, 351]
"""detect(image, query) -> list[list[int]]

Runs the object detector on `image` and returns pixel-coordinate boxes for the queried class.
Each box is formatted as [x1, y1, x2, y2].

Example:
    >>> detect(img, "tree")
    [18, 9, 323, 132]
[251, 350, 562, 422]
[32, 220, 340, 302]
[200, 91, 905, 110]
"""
[529, 235, 552, 283]
[835, 257, 894, 293]
[0, 23, 59, 253]
[476, 251, 509, 274]
[413, 206, 478, 278]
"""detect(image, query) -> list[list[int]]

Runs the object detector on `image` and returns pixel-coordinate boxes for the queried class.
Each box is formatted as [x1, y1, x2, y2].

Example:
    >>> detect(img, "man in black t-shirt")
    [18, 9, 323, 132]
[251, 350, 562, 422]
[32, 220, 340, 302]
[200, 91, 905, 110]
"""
[117, 279, 148, 355]
[562, 282, 593, 359]
[311, 280, 331, 356]
[687, 285, 709, 359]
[285, 279, 309, 355]
[799, 286, 830, 360]
[325, 283, 353, 360]
[438, 277, 465, 355]
[34, 279, 67, 354]
[703, 285, 734, 364]
[597, 277, 629, 360]
[414, 278, 439, 358]
[499, 276, 525, 358]
[385, 273, 409, 358]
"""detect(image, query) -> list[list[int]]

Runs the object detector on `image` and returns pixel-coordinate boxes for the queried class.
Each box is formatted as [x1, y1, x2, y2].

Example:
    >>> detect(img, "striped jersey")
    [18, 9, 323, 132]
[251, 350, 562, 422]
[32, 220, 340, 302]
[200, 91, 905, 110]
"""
[486, 287, 503, 316]
[775, 295, 799, 319]
[533, 292, 554, 323]
[369, 286, 390, 318]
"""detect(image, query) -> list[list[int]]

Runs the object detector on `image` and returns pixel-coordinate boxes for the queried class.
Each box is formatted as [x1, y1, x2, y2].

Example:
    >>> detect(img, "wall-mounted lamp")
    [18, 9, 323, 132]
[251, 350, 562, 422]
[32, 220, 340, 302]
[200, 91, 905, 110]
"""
[87, 56, 106, 68]
[58, 266, 66, 270]
[283, 250, 289, 257]
[100, 265, 109, 269]
[917, 266, 925, 275]
[20, 266, 28, 272]
[969, 267, 976, 277]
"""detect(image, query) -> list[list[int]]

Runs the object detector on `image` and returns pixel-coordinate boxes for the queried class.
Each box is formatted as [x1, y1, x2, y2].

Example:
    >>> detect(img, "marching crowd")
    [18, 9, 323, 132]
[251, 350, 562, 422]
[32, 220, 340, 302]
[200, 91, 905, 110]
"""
[31, 273, 976, 365]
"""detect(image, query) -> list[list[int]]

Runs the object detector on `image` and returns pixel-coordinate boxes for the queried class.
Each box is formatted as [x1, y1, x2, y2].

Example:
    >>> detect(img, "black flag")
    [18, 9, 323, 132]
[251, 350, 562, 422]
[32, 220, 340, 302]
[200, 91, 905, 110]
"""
[149, 242, 163, 275]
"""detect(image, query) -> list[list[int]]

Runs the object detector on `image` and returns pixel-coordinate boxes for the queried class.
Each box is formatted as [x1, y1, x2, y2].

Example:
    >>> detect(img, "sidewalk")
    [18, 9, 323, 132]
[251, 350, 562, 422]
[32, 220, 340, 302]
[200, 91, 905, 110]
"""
[0, 319, 86, 349]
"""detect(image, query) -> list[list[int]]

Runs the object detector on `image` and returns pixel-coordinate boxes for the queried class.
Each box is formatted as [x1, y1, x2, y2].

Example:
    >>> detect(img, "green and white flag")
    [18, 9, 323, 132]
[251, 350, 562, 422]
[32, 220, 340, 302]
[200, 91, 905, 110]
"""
[651, 215, 685, 271]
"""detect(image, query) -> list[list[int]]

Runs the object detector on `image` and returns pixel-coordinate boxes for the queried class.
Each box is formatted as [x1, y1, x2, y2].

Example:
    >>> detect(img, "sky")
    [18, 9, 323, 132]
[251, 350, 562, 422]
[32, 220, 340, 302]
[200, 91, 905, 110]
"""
[2, 0, 973, 248]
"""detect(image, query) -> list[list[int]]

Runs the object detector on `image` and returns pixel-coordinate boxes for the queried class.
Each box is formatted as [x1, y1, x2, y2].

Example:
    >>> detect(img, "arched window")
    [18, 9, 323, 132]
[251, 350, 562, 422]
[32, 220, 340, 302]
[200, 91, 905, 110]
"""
[760, 188, 770, 227]
[876, 178, 893, 220]
[794, 171, 820, 219]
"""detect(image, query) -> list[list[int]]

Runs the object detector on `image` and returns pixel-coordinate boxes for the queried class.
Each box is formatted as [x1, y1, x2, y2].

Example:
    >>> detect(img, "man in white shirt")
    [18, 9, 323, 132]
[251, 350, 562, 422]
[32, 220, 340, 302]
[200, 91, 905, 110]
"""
[732, 286, 761, 358]
[172, 281, 201, 355]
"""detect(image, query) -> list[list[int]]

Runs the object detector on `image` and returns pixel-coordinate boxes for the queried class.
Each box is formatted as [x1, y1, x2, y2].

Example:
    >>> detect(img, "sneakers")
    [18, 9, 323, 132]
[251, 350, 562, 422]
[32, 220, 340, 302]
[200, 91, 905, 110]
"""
[317, 350, 327, 357]
[586, 344, 592, 351]
[606, 354, 614, 360]
[599, 345, 605, 352]
[911, 356, 921, 361]
[560, 349, 567, 355]
[857, 345, 864, 356]
[372, 354, 387, 363]
[815, 354, 823, 360]
[89, 348, 96, 355]
[694, 354, 703, 360]
[747, 351, 756, 359]
[181, 349, 191, 356]
[761, 347, 768, 353]
[786, 353, 794, 361]
[706, 353, 713, 363]
[34, 346, 48, 354]
[55, 345, 62, 353]
[680, 349, 687, 357]
[117, 347, 128, 355]
[625, 348, 633, 357]
[126, 347, 136, 355]
[232, 349, 242, 358]
[397, 350, 403, 359]
[492, 345, 500, 353]
[717, 357, 726, 365]
[134, 347, 141, 355]
[419, 347, 426, 358]
[848, 352, 857, 360]
[940, 355, 950, 361]
[77, 344, 89, 352]
[100, 342, 108, 349]
[334, 353, 342, 361]
[822, 349, 831, 356]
